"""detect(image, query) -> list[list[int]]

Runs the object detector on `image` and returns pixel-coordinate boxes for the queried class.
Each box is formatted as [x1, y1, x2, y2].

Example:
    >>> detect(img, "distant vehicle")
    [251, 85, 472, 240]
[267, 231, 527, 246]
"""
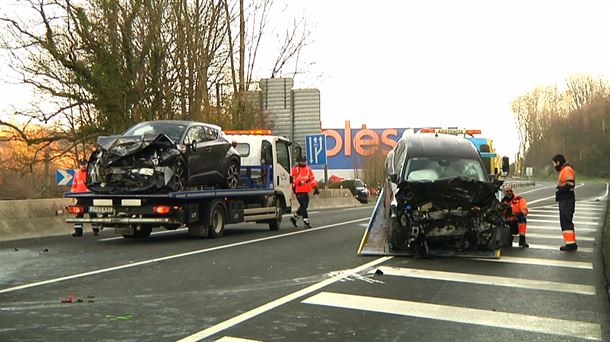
[358, 131, 511, 257]
[87, 120, 241, 194]
[328, 178, 369, 204]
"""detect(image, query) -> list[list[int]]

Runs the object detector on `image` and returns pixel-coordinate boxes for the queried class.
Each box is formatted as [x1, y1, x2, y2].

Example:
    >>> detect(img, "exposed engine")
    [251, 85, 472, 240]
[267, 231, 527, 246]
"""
[389, 177, 509, 255]
[87, 134, 183, 194]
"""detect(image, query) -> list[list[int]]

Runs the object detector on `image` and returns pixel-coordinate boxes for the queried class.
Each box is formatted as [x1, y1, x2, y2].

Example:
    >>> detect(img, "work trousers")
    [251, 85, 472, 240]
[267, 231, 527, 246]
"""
[559, 198, 576, 244]
[295, 193, 310, 219]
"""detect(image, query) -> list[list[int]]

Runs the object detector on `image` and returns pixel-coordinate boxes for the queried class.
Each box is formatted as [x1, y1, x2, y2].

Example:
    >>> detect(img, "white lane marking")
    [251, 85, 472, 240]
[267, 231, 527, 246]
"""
[516, 184, 559, 195]
[527, 219, 598, 226]
[302, 292, 602, 341]
[527, 184, 585, 205]
[535, 206, 604, 212]
[510, 243, 593, 253]
[527, 213, 597, 221]
[341, 206, 374, 211]
[527, 226, 596, 233]
[99, 228, 189, 242]
[476, 256, 592, 269]
[0, 218, 370, 295]
[370, 266, 595, 295]
[596, 183, 609, 200]
[526, 233, 594, 241]
[215, 337, 262, 342]
[176, 257, 393, 342]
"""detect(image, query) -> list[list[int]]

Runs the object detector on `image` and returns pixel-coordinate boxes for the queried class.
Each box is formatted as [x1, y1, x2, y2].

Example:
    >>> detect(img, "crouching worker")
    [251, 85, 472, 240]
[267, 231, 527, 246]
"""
[290, 156, 319, 228]
[501, 184, 529, 248]
[71, 159, 100, 237]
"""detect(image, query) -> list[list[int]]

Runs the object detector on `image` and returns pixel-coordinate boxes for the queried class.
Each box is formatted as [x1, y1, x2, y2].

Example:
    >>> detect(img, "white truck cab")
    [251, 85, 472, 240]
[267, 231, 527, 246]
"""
[226, 134, 296, 214]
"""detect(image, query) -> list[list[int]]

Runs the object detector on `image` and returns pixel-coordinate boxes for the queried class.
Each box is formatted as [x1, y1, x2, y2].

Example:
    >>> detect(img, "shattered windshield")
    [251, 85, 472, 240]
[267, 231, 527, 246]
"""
[122, 122, 187, 143]
[404, 157, 487, 182]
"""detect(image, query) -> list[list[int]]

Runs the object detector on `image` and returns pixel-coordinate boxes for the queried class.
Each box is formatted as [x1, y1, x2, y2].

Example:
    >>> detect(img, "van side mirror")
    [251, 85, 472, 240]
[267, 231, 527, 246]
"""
[501, 157, 510, 175]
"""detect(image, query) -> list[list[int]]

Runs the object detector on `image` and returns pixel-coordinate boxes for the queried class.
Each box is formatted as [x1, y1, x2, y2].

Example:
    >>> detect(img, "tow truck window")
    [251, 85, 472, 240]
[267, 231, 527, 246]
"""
[235, 143, 250, 157]
[276, 140, 290, 172]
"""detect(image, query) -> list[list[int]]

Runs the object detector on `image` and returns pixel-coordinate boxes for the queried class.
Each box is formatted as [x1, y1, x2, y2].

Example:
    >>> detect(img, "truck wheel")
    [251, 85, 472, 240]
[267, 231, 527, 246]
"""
[209, 201, 226, 238]
[268, 199, 283, 231]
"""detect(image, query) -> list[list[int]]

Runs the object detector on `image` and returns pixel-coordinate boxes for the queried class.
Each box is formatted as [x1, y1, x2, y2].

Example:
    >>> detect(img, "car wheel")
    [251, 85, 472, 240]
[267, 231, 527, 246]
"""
[223, 160, 240, 189]
[171, 158, 187, 192]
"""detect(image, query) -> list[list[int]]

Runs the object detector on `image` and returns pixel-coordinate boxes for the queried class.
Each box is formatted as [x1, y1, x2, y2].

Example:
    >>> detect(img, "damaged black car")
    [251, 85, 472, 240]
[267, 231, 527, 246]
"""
[384, 133, 511, 256]
[87, 121, 241, 194]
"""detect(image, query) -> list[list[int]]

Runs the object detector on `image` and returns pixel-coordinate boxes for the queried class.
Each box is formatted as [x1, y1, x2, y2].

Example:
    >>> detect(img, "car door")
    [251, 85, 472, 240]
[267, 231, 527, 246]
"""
[183, 125, 206, 184]
[199, 126, 231, 183]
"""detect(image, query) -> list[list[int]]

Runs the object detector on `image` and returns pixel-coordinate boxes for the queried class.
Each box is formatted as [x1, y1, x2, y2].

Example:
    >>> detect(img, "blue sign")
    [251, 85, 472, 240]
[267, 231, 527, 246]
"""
[56, 169, 75, 186]
[305, 134, 327, 165]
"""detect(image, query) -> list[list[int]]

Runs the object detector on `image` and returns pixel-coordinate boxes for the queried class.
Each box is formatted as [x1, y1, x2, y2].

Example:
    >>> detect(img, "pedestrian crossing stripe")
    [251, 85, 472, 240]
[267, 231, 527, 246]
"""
[510, 243, 593, 253]
[527, 219, 598, 226]
[526, 226, 596, 233]
[303, 292, 601, 341]
[476, 256, 593, 269]
[368, 266, 595, 295]
[526, 233, 594, 241]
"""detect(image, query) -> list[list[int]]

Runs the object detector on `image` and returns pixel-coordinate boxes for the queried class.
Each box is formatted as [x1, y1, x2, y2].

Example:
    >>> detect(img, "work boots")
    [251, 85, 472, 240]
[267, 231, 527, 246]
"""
[93, 227, 100, 236]
[560, 243, 578, 252]
[290, 215, 298, 228]
[518, 235, 529, 248]
[72, 227, 83, 237]
[304, 218, 311, 229]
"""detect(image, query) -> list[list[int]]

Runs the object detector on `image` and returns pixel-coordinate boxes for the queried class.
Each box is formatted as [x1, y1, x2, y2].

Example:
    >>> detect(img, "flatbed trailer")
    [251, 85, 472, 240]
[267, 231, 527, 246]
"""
[65, 185, 285, 238]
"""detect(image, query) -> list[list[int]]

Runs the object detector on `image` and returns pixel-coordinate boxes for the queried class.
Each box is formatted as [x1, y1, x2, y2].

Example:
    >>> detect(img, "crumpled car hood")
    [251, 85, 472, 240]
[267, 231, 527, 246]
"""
[396, 177, 500, 209]
[97, 134, 175, 157]
[87, 133, 182, 194]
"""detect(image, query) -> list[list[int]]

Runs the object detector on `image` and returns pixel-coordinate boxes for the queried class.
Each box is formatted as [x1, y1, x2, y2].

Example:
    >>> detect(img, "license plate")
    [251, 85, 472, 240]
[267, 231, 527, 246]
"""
[89, 206, 114, 214]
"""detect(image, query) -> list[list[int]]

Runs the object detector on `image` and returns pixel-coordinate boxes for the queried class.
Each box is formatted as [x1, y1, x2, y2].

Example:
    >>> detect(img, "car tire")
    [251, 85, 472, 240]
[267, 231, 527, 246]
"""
[171, 158, 187, 192]
[223, 160, 240, 189]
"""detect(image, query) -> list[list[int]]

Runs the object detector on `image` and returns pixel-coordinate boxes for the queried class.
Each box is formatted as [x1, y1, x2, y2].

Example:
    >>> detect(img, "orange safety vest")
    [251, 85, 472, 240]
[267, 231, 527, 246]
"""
[71, 169, 89, 193]
[556, 164, 576, 201]
[509, 195, 528, 216]
[291, 165, 317, 193]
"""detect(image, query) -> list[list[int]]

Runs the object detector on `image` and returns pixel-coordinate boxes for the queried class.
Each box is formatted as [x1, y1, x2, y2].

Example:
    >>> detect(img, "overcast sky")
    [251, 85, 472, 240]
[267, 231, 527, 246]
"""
[275, 0, 610, 158]
[2, 0, 610, 159]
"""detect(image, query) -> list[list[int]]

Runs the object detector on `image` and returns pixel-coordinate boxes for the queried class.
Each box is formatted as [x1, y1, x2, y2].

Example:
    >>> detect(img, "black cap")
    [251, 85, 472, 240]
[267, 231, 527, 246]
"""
[299, 155, 307, 162]
[78, 159, 87, 165]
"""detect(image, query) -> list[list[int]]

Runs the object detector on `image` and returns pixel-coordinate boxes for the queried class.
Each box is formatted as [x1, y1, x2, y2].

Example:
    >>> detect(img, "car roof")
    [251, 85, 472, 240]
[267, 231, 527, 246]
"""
[405, 133, 480, 159]
[137, 120, 222, 131]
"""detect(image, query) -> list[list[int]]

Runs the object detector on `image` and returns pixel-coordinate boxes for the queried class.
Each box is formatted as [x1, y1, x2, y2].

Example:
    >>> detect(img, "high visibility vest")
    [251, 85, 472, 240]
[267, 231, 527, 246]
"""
[292, 165, 317, 193]
[556, 164, 576, 201]
[71, 169, 89, 193]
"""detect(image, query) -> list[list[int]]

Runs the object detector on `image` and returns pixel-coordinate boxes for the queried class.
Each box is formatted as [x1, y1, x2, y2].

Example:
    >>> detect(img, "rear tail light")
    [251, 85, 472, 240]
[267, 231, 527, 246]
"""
[67, 206, 85, 214]
[153, 206, 171, 215]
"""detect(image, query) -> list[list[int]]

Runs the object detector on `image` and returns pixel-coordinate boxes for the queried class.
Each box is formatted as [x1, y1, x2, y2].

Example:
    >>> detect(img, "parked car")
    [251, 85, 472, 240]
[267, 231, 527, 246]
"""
[328, 178, 369, 204]
[87, 120, 241, 194]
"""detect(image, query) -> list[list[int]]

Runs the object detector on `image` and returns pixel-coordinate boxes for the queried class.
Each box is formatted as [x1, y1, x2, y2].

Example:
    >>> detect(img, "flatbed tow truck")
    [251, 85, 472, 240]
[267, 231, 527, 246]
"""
[65, 133, 296, 239]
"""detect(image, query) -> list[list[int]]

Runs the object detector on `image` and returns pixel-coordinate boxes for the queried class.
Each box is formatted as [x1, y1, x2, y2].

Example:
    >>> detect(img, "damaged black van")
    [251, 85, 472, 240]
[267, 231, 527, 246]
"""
[359, 131, 511, 257]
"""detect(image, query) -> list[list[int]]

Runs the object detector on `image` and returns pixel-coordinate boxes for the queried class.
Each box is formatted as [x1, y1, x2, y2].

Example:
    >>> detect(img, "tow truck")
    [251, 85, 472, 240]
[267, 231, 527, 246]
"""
[65, 131, 298, 238]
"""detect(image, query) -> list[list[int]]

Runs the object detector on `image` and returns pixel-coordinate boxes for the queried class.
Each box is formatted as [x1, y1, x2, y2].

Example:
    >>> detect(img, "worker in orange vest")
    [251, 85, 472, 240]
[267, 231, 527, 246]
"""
[71, 159, 100, 237]
[501, 184, 529, 248]
[290, 155, 319, 228]
[552, 154, 577, 251]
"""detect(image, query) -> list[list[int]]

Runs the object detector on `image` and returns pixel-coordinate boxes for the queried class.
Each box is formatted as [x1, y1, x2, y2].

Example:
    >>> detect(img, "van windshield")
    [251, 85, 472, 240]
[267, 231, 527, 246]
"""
[404, 157, 487, 182]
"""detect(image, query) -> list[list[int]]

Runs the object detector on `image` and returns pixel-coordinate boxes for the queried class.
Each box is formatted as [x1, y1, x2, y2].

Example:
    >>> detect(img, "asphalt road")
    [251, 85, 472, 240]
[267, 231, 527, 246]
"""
[0, 181, 608, 341]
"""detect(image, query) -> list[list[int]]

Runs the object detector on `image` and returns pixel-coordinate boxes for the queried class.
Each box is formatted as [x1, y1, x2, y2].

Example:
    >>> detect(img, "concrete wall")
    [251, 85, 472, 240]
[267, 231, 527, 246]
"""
[0, 189, 364, 242]
[0, 198, 74, 242]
